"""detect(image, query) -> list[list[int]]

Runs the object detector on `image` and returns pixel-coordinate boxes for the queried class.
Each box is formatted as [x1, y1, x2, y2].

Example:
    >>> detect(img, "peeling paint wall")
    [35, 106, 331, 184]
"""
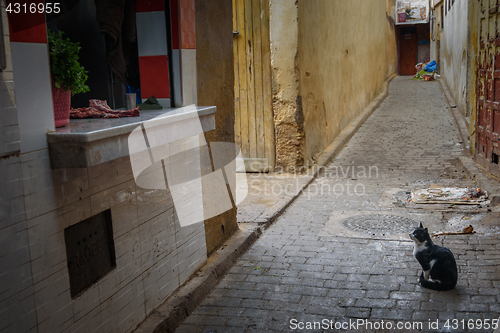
[269, 0, 304, 171]
[441, 0, 469, 118]
[297, 0, 397, 165]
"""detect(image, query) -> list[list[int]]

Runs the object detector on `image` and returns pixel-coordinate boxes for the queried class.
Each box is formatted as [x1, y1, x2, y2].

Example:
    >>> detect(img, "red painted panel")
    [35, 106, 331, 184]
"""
[495, 49, 500, 69]
[488, 79, 494, 101]
[7, 0, 47, 43]
[179, 0, 196, 49]
[480, 105, 486, 128]
[478, 132, 485, 155]
[494, 110, 500, 136]
[170, 0, 180, 49]
[478, 105, 483, 128]
[139, 56, 170, 98]
[495, 78, 500, 102]
[487, 108, 493, 133]
[135, 0, 164, 13]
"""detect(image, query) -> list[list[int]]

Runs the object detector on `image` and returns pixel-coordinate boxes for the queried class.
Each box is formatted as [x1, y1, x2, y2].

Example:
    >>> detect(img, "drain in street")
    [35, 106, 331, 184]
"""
[341, 214, 418, 235]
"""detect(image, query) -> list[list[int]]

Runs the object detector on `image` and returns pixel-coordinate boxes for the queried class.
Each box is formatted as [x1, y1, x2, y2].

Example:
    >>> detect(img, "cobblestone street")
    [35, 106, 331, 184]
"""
[175, 77, 500, 333]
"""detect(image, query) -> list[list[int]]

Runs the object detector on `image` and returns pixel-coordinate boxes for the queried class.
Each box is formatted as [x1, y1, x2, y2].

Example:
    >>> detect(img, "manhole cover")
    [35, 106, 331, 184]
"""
[341, 214, 418, 235]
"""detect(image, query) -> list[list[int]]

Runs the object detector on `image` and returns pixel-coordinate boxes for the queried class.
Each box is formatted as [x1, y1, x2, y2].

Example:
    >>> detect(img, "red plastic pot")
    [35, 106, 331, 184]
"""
[52, 84, 71, 128]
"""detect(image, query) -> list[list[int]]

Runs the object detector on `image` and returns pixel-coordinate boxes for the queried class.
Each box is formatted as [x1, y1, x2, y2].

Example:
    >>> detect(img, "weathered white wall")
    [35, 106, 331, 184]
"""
[441, 0, 469, 117]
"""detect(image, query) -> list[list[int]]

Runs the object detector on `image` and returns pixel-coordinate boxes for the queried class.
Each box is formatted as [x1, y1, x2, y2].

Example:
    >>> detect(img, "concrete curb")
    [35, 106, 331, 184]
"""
[133, 74, 396, 333]
[437, 78, 471, 152]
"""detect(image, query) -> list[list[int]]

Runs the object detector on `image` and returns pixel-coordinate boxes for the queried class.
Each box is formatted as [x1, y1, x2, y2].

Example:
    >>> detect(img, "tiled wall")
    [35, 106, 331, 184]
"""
[1, 3, 207, 329]
[2, 148, 207, 333]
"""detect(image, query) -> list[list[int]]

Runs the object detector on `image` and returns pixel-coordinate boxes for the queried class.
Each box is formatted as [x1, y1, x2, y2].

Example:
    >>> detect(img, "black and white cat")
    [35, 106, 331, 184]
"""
[409, 223, 458, 291]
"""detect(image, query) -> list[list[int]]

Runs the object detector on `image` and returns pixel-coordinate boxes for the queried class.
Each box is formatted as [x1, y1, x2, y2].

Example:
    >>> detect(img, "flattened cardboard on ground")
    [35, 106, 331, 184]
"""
[411, 187, 490, 205]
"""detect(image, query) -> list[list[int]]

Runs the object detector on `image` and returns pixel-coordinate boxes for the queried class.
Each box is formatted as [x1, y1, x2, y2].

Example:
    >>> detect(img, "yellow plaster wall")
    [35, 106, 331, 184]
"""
[298, 0, 397, 163]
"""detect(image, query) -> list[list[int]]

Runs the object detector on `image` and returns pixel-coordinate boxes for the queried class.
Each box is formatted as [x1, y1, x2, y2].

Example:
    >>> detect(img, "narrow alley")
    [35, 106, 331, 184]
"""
[174, 77, 500, 333]
[4, 1, 500, 333]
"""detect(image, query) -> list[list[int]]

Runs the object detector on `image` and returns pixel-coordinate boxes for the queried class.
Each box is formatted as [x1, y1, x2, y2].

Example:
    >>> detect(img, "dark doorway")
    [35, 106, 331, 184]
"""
[46, 0, 138, 109]
[399, 27, 417, 75]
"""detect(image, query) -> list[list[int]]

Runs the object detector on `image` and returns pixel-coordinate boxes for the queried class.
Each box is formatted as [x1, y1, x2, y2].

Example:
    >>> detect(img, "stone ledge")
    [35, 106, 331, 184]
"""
[47, 106, 216, 169]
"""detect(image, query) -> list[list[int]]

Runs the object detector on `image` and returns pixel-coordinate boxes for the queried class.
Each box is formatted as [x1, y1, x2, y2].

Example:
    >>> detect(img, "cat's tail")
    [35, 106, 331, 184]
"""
[419, 273, 455, 291]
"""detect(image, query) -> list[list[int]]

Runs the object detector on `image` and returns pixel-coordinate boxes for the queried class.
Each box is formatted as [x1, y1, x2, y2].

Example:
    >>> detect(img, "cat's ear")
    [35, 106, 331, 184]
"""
[419, 222, 423, 228]
[424, 228, 428, 233]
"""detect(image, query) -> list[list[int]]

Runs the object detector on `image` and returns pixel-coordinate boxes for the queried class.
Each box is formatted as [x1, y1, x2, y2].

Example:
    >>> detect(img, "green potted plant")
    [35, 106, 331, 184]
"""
[48, 30, 90, 127]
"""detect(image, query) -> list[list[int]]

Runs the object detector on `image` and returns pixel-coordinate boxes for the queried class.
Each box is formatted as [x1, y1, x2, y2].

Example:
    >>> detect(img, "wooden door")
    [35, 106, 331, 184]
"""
[475, 0, 500, 178]
[233, 0, 275, 172]
[400, 33, 417, 75]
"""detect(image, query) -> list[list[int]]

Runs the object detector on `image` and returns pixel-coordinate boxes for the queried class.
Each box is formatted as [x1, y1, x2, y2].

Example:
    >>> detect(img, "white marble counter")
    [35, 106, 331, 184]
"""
[47, 106, 216, 168]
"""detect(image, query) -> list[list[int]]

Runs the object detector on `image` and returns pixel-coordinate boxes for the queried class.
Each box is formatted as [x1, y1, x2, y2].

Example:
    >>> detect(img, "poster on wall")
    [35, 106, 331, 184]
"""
[396, 0, 429, 25]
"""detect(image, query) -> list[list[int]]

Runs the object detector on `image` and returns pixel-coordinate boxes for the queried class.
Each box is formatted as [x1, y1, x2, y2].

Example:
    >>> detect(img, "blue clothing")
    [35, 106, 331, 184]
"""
[424, 60, 437, 72]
